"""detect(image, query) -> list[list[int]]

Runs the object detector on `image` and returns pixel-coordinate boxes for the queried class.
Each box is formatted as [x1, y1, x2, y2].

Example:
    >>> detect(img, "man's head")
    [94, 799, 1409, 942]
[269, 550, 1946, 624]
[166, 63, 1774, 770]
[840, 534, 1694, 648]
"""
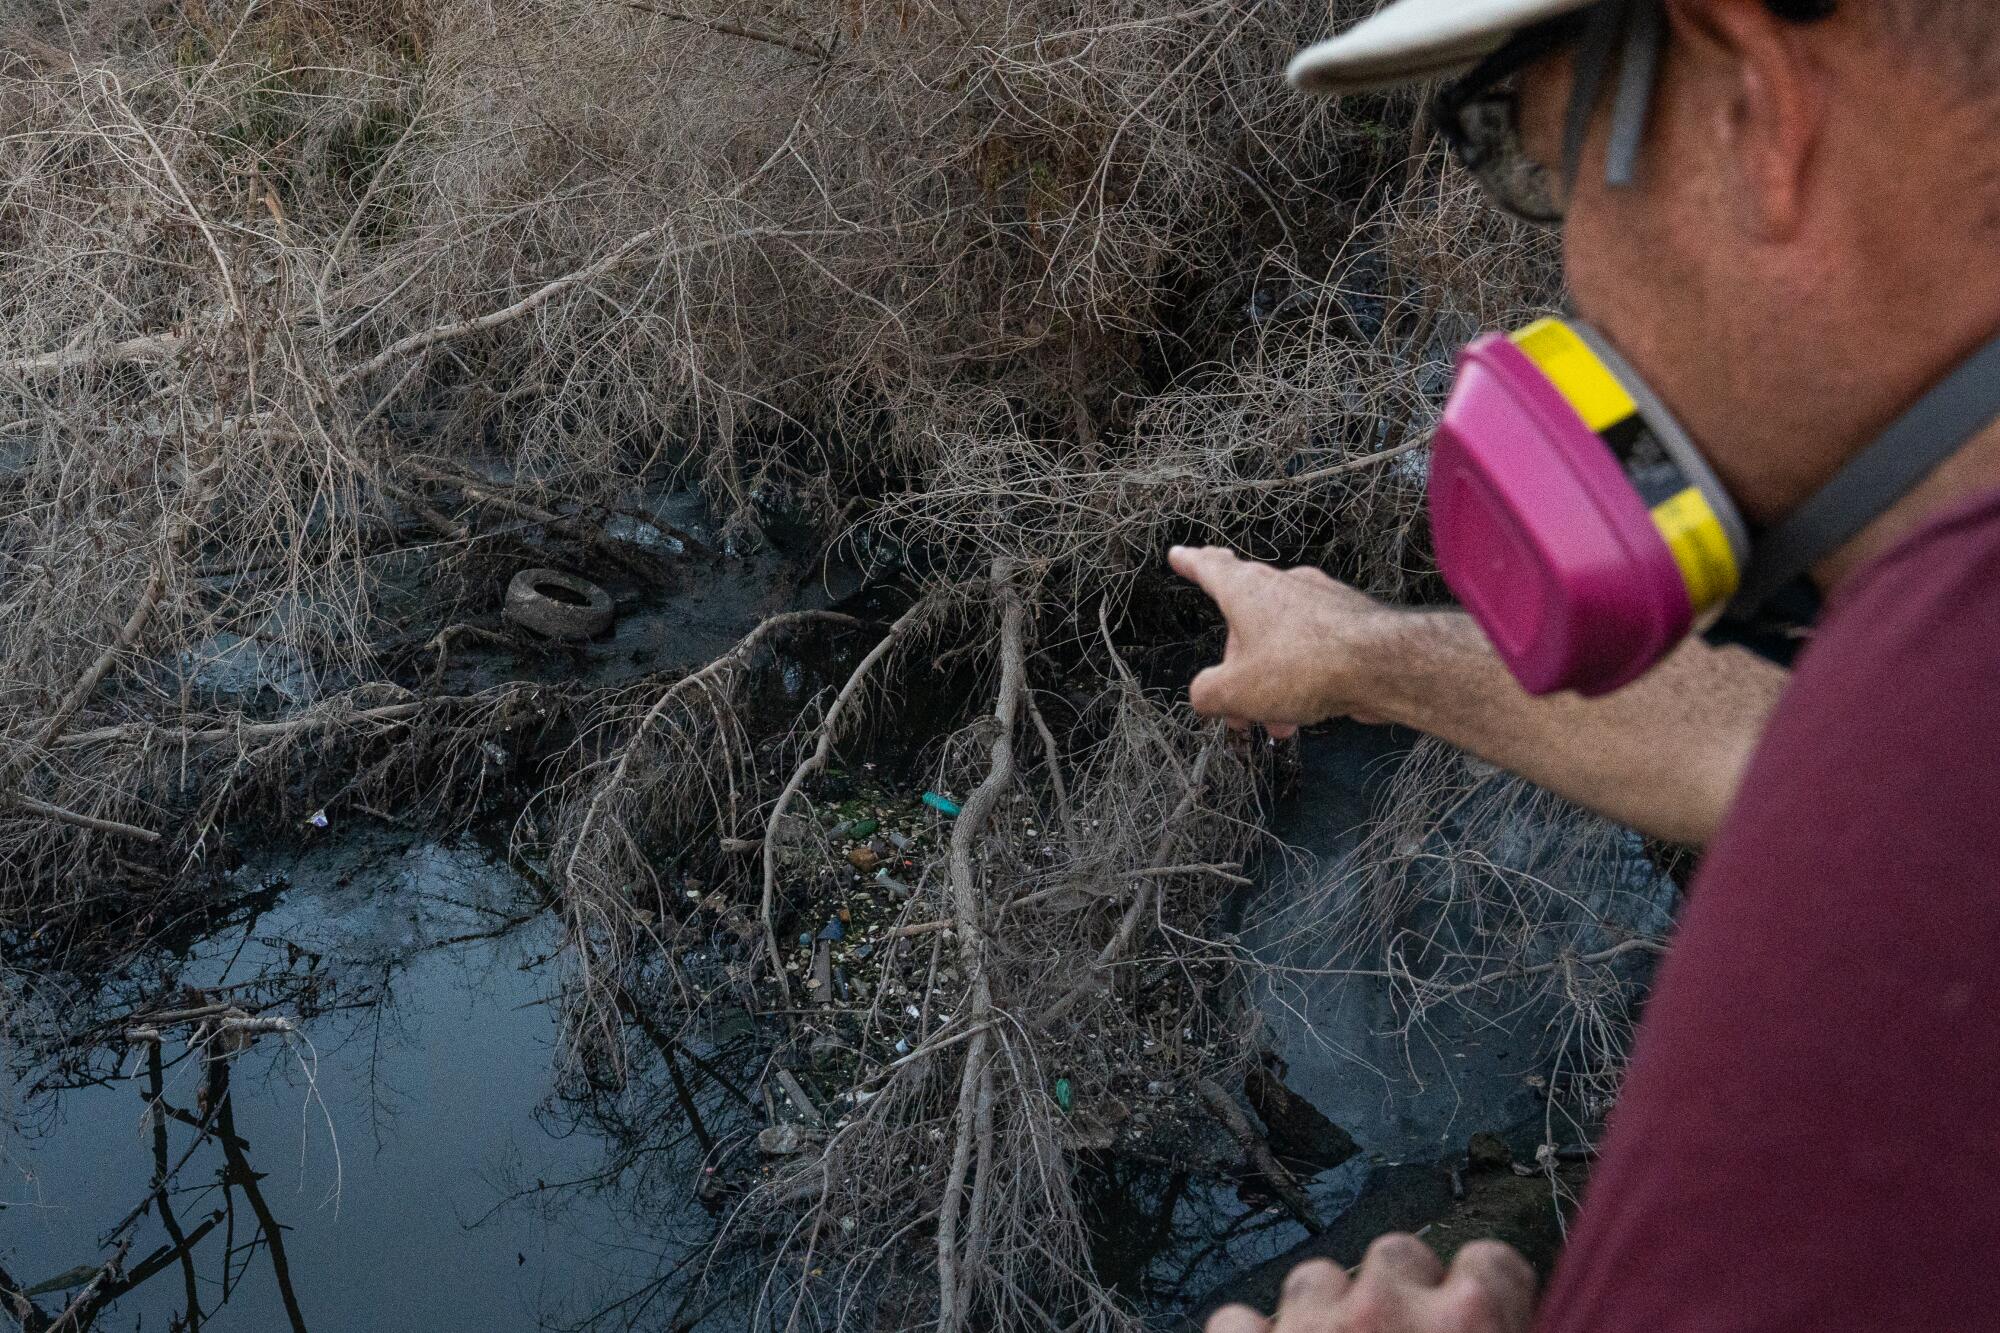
[1295, 0, 2000, 527]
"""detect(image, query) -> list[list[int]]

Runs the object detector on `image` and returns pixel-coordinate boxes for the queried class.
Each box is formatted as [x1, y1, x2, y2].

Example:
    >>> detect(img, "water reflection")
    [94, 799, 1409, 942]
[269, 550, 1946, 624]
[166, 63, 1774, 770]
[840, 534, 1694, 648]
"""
[0, 829, 646, 1332]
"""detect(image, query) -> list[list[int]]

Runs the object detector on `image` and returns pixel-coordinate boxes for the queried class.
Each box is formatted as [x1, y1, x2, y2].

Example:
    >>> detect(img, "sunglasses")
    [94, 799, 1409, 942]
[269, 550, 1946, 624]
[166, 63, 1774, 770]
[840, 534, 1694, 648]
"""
[1430, 14, 1591, 225]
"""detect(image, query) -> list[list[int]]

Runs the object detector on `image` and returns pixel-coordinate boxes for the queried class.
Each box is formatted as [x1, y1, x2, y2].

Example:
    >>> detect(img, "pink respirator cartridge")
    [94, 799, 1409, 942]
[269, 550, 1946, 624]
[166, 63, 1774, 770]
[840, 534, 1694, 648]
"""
[1428, 319, 1749, 698]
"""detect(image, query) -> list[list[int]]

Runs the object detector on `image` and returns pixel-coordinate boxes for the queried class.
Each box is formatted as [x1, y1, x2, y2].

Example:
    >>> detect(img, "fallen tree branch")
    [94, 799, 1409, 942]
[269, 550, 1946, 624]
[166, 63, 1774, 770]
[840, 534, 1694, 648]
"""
[0, 568, 168, 811]
[1195, 1077, 1323, 1234]
[882, 919, 953, 939]
[619, 1, 833, 61]
[563, 610, 857, 895]
[937, 559, 1028, 1331]
[403, 462, 663, 576]
[57, 700, 426, 749]
[21, 572, 165, 764]
[0, 333, 183, 377]
[45, 1240, 130, 1333]
[333, 225, 809, 390]
[3, 793, 158, 842]
[999, 860, 1248, 917]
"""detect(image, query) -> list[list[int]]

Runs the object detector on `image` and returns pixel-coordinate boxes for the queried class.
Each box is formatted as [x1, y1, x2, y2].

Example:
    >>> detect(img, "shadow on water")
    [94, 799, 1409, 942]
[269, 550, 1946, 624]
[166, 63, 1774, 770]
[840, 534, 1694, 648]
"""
[1078, 720, 1674, 1325]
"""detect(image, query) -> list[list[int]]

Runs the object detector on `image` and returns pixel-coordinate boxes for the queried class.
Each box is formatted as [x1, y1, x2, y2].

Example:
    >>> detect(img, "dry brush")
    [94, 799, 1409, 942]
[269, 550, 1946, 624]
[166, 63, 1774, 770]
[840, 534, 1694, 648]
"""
[0, 1, 1658, 1327]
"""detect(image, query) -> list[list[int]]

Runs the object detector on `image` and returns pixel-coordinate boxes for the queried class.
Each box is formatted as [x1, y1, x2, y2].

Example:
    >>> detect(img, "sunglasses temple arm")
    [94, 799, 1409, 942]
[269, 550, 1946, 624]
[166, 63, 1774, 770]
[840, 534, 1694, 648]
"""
[1561, 0, 1629, 188]
[1606, 0, 1663, 186]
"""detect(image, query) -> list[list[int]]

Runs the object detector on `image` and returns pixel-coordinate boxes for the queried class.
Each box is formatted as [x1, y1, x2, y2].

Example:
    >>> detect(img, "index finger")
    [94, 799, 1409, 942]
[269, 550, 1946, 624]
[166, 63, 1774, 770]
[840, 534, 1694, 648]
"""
[1168, 545, 1241, 597]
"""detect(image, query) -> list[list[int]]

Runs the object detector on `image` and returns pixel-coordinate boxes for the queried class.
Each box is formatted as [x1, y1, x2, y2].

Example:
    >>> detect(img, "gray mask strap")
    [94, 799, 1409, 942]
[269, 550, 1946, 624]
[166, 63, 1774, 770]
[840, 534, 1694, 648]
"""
[1729, 331, 2000, 616]
[1605, 0, 1663, 186]
[1562, 0, 1629, 189]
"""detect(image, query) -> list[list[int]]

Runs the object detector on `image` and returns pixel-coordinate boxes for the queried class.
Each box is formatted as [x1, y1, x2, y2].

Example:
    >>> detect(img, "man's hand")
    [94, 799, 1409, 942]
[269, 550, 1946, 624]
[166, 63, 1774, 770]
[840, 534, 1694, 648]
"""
[1206, 1236, 1537, 1333]
[1168, 545, 1405, 736]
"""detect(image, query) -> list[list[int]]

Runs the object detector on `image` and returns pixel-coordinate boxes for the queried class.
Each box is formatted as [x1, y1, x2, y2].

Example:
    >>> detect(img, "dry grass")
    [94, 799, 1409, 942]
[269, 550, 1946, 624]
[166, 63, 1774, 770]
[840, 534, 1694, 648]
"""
[0, 1, 1654, 1327]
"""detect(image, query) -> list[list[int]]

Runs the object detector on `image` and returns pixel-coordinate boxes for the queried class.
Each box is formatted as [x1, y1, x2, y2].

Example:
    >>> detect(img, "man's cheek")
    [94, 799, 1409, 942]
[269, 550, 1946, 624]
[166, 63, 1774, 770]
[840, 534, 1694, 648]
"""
[1563, 204, 1681, 368]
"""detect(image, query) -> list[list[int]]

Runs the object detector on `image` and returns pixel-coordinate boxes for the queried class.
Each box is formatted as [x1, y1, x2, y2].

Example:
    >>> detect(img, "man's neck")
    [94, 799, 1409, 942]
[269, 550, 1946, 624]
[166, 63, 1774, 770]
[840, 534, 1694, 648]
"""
[1814, 416, 2000, 592]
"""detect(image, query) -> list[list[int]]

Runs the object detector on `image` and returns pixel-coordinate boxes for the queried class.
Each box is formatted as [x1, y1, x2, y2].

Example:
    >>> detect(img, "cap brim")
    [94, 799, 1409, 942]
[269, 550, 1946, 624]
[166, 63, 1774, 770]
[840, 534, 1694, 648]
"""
[1287, 0, 1596, 95]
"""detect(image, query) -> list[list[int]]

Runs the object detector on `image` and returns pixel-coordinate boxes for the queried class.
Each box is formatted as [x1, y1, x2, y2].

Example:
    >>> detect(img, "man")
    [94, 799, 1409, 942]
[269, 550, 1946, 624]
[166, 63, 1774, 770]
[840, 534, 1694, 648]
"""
[1178, 0, 2000, 1329]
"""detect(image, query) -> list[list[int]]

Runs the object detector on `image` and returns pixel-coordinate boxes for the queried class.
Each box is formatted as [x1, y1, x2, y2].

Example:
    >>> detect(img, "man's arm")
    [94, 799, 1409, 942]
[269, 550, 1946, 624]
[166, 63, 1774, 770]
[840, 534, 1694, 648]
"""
[1169, 546, 1788, 846]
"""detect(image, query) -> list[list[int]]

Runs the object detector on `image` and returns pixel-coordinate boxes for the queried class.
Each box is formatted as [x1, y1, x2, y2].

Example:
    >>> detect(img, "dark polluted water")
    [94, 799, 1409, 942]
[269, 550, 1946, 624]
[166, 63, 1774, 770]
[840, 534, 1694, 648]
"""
[0, 724, 1658, 1331]
[0, 827, 732, 1332]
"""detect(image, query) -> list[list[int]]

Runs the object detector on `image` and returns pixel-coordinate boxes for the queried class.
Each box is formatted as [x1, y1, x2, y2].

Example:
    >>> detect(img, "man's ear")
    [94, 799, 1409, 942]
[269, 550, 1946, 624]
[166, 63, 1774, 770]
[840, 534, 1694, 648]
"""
[1665, 0, 1827, 240]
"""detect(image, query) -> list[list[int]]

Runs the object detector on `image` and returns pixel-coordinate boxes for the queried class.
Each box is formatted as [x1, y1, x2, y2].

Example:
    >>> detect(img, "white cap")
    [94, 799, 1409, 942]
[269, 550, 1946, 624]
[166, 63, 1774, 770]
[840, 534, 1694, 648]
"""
[1288, 0, 1597, 95]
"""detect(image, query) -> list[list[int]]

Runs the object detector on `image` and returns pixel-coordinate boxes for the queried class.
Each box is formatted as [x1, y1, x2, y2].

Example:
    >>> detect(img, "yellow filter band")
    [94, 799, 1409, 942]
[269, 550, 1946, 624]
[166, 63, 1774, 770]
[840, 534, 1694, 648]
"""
[1511, 318, 1639, 434]
[1509, 318, 1740, 613]
[1651, 487, 1740, 611]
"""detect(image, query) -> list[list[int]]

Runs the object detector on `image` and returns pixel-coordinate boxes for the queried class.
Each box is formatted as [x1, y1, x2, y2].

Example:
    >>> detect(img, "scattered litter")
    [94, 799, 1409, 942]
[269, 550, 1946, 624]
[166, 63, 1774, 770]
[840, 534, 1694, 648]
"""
[758, 1123, 809, 1156]
[817, 918, 845, 943]
[846, 847, 881, 874]
[1054, 1077, 1073, 1114]
[771, 1069, 824, 1127]
[307, 809, 329, 829]
[921, 791, 961, 818]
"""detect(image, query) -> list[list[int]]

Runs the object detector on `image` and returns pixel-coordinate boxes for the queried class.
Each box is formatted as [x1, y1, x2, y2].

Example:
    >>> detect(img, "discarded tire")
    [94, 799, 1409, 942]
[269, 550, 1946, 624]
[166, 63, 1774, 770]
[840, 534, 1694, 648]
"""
[504, 568, 614, 641]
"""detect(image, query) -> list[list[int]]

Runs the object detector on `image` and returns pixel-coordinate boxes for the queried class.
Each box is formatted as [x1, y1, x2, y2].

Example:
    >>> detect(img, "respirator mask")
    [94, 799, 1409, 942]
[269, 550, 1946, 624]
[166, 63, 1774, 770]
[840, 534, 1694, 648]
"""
[1425, 0, 2000, 696]
[1433, 315, 2000, 697]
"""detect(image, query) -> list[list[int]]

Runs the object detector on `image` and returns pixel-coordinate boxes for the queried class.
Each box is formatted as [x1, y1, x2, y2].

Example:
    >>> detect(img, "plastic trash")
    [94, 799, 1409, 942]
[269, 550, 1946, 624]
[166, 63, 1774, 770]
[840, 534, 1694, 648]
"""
[818, 918, 845, 943]
[843, 817, 880, 839]
[1054, 1077, 1073, 1114]
[894, 1038, 911, 1056]
[308, 809, 329, 829]
[921, 791, 961, 817]
[758, 1123, 808, 1155]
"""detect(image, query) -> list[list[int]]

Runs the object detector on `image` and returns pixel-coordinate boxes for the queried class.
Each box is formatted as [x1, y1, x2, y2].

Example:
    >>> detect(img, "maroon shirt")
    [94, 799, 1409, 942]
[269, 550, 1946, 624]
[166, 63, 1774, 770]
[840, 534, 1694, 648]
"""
[1538, 486, 2000, 1332]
